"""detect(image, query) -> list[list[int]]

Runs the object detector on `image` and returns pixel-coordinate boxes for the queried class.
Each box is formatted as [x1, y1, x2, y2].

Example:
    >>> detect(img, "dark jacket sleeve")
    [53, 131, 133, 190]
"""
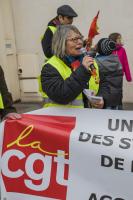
[0, 66, 16, 119]
[97, 70, 109, 108]
[41, 28, 53, 58]
[41, 63, 91, 104]
[96, 58, 111, 108]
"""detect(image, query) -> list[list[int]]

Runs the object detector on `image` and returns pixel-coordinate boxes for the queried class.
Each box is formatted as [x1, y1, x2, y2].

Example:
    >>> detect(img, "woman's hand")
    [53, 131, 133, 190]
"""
[3, 113, 22, 120]
[82, 55, 94, 70]
[91, 98, 104, 109]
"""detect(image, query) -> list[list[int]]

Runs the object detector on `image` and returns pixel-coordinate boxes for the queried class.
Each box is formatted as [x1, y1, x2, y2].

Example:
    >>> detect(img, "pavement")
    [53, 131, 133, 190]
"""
[14, 102, 43, 113]
[13, 101, 133, 114]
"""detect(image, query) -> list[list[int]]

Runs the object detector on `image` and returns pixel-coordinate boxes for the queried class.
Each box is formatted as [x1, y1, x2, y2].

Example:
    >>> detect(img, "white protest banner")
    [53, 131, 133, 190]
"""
[0, 107, 133, 200]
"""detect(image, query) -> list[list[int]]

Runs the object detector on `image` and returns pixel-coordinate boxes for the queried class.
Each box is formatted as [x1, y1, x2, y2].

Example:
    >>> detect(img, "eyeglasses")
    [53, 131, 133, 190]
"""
[67, 36, 84, 43]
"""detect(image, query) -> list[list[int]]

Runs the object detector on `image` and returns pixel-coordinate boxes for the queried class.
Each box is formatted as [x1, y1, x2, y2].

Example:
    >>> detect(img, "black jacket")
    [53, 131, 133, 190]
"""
[41, 18, 59, 58]
[0, 66, 16, 119]
[96, 54, 123, 107]
[41, 58, 91, 105]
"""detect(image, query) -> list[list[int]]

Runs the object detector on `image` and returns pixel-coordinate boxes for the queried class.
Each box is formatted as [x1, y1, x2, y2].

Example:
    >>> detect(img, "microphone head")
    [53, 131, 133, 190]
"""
[80, 48, 96, 58]
[80, 47, 87, 55]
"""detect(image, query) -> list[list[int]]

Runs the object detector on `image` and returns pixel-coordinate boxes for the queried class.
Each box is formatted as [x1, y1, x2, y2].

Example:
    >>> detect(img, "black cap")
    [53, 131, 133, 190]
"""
[97, 38, 116, 55]
[57, 5, 78, 17]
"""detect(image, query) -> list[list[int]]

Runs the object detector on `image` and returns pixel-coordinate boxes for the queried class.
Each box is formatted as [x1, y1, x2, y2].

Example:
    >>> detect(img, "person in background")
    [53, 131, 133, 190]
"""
[41, 5, 78, 59]
[40, 25, 103, 109]
[0, 65, 21, 121]
[95, 38, 123, 110]
[109, 32, 132, 82]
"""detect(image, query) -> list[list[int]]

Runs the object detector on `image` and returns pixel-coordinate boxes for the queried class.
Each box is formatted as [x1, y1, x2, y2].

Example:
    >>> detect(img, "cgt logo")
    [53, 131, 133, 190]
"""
[2, 149, 68, 191]
[1, 114, 76, 200]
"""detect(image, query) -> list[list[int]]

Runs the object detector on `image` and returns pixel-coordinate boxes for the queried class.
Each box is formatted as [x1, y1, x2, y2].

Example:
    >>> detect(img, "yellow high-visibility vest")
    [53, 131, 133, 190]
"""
[39, 56, 100, 108]
[41, 25, 57, 40]
[41, 25, 57, 62]
[0, 93, 4, 109]
[47, 26, 57, 34]
[40, 55, 84, 108]
[39, 25, 58, 93]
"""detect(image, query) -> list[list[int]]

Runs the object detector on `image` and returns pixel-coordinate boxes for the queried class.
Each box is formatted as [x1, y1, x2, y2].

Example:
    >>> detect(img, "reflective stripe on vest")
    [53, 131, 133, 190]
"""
[0, 93, 4, 109]
[89, 60, 99, 95]
[43, 98, 83, 108]
[41, 55, 84, 108]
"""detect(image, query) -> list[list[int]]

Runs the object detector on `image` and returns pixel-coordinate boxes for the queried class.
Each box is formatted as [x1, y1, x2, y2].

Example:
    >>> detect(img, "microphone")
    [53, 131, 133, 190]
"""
[80, 48, 96, 75]
[80, 47, 96, 57]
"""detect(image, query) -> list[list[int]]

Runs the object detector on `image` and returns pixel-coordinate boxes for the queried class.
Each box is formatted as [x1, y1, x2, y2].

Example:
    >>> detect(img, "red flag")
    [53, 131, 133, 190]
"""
[88, 11, 100, 39]
[86, 11, 100, 50]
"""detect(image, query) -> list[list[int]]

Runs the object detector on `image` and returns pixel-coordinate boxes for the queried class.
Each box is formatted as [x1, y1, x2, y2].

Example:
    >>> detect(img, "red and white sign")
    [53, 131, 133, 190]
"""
[1, 113, 76, 200]
[0, 107, 133, 200]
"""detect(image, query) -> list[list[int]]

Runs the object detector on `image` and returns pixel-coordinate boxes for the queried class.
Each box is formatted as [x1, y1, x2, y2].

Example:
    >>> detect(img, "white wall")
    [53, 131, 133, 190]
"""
[0, 0, 20, 101]
[11, 0, 133, 102]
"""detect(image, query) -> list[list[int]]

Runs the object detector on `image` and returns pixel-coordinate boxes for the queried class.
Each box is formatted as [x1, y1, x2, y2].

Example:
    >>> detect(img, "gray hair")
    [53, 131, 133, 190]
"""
[52, 25, 82, 59]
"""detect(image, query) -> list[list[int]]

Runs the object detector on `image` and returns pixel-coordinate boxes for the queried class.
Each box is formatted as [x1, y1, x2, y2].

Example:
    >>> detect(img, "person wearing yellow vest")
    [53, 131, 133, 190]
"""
[41, 5, 78, 59]
[0, 66, 21, 121]
[40, 25, 104, 109]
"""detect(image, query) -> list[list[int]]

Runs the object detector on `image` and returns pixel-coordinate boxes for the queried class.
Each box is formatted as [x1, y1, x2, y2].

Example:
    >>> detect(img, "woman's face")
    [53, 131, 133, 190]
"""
[66, 30, 83, 56]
